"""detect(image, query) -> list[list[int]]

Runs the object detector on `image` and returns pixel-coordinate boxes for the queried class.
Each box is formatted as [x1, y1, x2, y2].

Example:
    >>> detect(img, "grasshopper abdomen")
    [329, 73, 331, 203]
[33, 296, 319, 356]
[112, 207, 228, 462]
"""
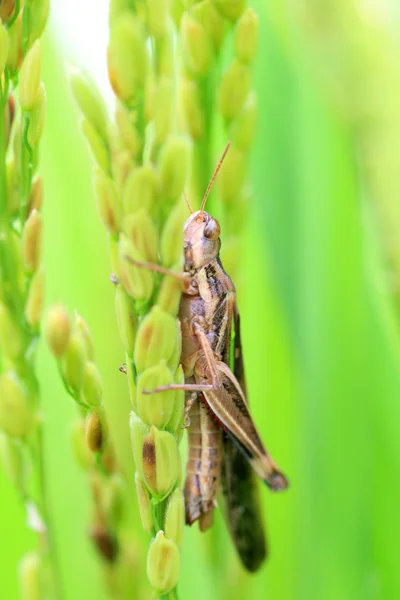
[184, 397, 222, 531]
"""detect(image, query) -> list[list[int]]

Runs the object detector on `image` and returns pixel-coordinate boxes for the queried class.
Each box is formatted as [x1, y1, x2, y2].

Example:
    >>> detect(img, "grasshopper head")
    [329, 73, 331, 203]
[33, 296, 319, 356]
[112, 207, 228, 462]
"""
[184, 210, 221, 272]
[183, 143, 230, 272]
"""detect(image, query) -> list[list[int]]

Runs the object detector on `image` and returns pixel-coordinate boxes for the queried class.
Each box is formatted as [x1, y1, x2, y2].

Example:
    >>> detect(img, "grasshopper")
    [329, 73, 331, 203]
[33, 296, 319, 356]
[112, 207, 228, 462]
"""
[131, 143, 288, 571]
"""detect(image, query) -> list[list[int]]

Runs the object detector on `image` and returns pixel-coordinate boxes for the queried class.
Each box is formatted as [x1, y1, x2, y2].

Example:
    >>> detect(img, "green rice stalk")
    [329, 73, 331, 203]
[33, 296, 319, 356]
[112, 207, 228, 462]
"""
[0, 2, 62, 598]
[71, 1, 190, 596]
[45, 305, 140, 599]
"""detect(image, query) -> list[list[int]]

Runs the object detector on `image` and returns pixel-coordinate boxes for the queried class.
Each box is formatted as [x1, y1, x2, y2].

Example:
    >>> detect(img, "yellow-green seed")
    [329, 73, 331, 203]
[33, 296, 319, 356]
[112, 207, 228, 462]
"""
[70, 70, 108, 140]
[122, 164, 158, 215]
[157, 268, 183, 317]
[28, 175, 44, 214]
[118, 234, 155, 301]
[147, 0, 168, 37]
[143, 426, 179, 497]
[6, 13, 21, 74]
[234, 7, 258, 64]
[26, 0, 50, 46]
[27, 82, 46, 148]
[181, 12, 213, 77]
[171, 0, 184, 26]
[130, 412, 150, 482]
[108, 0, 132, 24]
[134, 306, 177, 373]
[135, 472, 153, 534]
[123, 210, 158, 263]
[93, 168, 122, 234]
[44, 304, 71, 358]
[82, 118, 110, 172]
[25, 267, 45, 328]
[115, 102, 142, 158]
[22, 209, 43, 274]
[19, 551, 41, 600]
[161, 203, 185, 267]
[218, 59, 252, 121]
[159, 135, 191, 200]
[136, 361, 175, 429]
[191, 0, 226, 50]
[0, 372, 32, 438]
[115, 286, 137, 353]
[0, 0, 16, 22]
[211, 0, 245, 22]
[75, 313, 95, 361]
[86, 410, 107, 453]
[19, 40, 42, 111]
[0, 302, 22, 360]
[147, 531, 180, 595]
[82, 361, 103, 407]
[108, 14, 148, 103]
[0, 21, 9, 76]
[164, 488, 185, 548]
[62, 333, 86, 394]
[114, 149, 134, 194]
[141, 431, 157, 495]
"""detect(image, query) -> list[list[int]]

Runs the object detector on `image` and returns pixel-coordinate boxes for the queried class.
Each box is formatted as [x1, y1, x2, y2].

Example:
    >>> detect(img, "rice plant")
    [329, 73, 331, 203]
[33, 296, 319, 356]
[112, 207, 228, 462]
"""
[1, 1, 400, 599]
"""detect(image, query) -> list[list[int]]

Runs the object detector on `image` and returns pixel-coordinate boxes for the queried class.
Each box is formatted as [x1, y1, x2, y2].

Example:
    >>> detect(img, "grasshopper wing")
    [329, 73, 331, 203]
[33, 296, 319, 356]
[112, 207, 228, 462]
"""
[220, 305, 267, 572]
[221, 435, 268, 571]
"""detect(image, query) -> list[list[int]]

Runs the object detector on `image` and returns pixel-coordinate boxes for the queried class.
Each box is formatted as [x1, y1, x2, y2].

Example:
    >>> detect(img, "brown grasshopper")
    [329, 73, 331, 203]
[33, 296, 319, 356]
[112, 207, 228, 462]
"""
[131, 143, 288, 571]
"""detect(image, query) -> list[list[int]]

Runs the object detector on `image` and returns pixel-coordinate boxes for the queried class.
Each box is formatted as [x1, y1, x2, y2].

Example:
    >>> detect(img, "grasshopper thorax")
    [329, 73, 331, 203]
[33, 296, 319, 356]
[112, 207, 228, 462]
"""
[184, 210, 221, 272]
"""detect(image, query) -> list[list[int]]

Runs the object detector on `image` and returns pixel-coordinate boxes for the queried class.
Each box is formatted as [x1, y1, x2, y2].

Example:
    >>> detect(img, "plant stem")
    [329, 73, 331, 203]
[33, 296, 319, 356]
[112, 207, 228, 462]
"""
[20, 113, 33, 223]
[0, 76, 9, 303]
[35, 423, 65, 600]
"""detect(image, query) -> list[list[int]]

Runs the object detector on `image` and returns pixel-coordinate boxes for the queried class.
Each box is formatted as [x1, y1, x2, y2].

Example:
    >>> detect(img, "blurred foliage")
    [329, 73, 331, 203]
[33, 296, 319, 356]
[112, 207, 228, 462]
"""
[2, 1, 400, 599]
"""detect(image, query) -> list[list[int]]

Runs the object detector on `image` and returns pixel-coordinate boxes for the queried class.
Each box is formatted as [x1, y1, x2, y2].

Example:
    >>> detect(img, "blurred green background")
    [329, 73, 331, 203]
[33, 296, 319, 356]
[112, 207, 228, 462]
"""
[2, 2, 400, 599]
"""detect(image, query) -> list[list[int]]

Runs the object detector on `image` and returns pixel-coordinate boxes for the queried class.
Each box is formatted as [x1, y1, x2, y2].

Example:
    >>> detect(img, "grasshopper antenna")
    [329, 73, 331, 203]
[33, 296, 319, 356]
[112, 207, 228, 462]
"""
[200, 141, 231, 215]
[184, 191, 194, 214]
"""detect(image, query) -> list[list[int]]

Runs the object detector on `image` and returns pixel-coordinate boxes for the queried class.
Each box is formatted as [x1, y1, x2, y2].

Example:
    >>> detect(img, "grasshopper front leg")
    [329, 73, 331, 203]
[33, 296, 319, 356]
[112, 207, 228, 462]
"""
[124, 257, 191, 285]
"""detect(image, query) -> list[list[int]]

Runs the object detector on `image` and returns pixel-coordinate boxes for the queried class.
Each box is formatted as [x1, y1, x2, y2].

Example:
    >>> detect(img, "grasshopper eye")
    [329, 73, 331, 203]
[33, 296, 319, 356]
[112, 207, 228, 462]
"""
[203, 218, 220, 240]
